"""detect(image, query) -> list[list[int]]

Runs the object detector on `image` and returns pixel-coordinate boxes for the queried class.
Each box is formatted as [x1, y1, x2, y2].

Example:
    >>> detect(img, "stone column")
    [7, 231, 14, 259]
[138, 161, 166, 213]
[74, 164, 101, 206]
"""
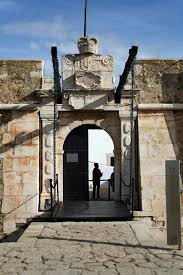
[39, 109, 54, 210]
[114, 149, 121, 201]
[119, 110, 137, 204]
[57, 149, 64, 204]
[38, 88, 57, 210]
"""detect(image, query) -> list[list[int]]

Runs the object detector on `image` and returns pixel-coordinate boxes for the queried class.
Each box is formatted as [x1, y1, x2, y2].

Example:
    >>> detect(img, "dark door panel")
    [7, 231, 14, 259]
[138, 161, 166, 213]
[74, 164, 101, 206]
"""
[63, 126, 89, 201]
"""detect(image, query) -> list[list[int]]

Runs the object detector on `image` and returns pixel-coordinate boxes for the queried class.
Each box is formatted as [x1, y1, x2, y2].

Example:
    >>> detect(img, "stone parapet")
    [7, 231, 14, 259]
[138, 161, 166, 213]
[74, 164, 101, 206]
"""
[0, 60, 43, 104]
[138, 103, 183, 110]
[135, 59, 183, 104]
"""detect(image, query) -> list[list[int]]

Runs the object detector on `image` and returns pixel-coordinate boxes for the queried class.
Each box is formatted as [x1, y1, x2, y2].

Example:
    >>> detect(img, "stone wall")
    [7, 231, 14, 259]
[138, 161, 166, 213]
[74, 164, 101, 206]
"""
[138, 110, 183, 220]
[135, 60, 183, 104]
[0, 159, 3, 239]
[0, 111, 40, 234]
[0, 61, 43, 103]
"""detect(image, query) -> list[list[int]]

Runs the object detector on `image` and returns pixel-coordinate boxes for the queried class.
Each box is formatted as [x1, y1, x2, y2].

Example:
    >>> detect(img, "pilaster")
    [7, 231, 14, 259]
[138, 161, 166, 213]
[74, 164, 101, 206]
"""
[38, 90, 55, 210]
[119, 110, 137, 204]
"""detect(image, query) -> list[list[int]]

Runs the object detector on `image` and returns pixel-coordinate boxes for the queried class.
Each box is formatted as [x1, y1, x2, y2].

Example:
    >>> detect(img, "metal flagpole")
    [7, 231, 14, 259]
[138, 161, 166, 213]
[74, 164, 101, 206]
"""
[84, 0, 88, 37]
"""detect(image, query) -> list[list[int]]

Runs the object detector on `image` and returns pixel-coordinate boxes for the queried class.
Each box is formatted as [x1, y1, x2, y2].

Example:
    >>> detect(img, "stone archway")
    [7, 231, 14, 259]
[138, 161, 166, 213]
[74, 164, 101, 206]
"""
[56, 112, 121, 203]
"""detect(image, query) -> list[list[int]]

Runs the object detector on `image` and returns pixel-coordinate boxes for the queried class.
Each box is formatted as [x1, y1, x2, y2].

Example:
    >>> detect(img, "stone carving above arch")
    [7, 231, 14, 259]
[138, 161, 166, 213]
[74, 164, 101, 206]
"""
[78, 37, 98, 55]
[63, 55, 113, 72]
[75, 71, 101, 90]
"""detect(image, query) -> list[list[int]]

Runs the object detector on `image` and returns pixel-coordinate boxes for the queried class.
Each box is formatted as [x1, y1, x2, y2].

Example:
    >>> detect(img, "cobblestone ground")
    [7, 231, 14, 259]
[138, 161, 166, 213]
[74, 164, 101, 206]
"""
[0, 222, 183, 275]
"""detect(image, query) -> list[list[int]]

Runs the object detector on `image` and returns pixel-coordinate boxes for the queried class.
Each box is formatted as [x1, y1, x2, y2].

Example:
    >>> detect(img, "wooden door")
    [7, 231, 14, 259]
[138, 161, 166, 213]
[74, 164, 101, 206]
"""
[63, 125, 89, 201]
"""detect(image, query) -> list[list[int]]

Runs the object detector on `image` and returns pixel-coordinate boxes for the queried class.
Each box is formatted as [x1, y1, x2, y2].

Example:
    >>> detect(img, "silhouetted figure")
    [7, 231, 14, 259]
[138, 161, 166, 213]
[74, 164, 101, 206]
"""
[92, 163, 103, 199]
[110, 170, 115, 192]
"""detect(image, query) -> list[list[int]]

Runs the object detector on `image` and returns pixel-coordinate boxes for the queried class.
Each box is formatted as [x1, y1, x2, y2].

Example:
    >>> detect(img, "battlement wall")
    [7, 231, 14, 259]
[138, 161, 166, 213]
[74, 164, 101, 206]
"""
[135, 59, 183, 104]
[0, 61, 43, 104]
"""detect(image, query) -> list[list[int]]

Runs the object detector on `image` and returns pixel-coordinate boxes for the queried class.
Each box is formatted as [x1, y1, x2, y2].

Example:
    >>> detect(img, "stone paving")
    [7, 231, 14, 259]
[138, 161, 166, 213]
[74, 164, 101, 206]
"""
[0, 221, 183, 274]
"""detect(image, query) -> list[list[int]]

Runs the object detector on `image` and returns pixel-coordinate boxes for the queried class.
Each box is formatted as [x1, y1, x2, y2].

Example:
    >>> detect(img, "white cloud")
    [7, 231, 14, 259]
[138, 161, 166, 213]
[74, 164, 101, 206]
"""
[43, 60, 52, 77]
[96, 33, 155, 84]
[97, 34, 131, 80]
[44, 40, 77, 55]
[30, 42, 40, 51]
[0, 0, 16, 9]
[0, 19, 67, 39]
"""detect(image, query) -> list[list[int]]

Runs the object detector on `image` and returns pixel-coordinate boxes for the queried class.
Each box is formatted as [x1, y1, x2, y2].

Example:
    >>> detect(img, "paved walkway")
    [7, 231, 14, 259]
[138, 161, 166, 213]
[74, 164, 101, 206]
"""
[0, 221, 183, 274]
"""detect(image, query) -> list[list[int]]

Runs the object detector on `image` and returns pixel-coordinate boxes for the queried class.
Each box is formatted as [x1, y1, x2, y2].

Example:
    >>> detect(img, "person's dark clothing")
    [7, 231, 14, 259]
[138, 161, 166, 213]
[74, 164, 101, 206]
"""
[110, 172, 115, 192]
[92, 167, 102, 199]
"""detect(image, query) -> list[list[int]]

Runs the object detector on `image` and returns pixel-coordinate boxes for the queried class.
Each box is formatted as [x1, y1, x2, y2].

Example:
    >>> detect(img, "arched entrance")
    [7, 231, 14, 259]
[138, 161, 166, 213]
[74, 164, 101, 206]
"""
[63, 124, 114, 201]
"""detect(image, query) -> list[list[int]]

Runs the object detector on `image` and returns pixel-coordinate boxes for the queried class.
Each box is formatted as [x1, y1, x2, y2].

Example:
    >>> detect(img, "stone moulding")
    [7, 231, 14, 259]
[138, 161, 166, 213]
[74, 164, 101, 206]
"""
[138, 103, 183, 111]
[2, 103, 183, 112]
[0, 104, 40, 110]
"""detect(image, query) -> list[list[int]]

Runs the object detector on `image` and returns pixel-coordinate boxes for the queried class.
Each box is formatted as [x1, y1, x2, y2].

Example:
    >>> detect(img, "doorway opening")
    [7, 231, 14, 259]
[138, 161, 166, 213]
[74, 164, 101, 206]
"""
[88, 129, 114, 201]
[63, 124, 114, 202]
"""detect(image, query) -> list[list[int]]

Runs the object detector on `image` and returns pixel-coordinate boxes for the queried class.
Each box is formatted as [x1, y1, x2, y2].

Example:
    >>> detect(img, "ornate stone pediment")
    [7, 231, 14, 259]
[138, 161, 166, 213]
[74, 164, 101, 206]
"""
[62, 55, 114, 90]
[62, 36, 114, 91]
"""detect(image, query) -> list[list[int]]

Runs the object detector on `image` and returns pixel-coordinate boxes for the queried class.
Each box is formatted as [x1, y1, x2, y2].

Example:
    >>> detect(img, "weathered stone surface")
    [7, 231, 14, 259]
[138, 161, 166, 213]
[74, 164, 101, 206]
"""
[138, 110, 183, 217]
[78, 37, 98, 55]
[135, 60, 183, 104]
[0, 222, 178, 275]
[0, 60, 43, 103]
[0, 111, 39, 234]
[62, 54, 114, 90]
[0, 158, 3, 239]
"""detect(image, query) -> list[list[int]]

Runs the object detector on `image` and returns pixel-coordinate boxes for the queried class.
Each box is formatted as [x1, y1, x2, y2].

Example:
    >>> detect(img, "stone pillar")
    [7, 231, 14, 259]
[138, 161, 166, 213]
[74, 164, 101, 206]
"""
[114, 149, 121, 201]
[119, 110, 137, 204]
[57, 149, 64, 204]
[39, 109, 54, 210]
[38, 88, 56, 210]
[0, 159, 3, 239]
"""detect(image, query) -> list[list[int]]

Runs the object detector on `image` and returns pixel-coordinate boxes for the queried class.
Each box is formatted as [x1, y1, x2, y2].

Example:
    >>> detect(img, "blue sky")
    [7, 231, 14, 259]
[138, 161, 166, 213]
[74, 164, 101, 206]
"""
[0, 0, 182, 80]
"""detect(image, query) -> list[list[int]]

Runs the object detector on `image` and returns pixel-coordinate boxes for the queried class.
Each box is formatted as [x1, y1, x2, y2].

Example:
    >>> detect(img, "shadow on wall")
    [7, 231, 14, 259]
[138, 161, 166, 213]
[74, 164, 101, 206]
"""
[162, 71, 183, 205]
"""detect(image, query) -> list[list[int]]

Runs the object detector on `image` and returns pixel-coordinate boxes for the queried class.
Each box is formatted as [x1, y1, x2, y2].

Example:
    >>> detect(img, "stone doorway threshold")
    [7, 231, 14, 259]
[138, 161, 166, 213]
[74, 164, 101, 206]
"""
[54, 201, 131, 221]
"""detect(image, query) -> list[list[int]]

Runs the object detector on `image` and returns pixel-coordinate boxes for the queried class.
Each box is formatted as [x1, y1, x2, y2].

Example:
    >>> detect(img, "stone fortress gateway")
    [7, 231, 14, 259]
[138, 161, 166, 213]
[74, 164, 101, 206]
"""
[0, 33, 183, 235]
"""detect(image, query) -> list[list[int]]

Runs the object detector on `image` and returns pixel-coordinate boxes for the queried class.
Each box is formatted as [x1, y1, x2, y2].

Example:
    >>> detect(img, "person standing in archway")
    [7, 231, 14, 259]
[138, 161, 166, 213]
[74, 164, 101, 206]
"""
[92, 163, 103, 199]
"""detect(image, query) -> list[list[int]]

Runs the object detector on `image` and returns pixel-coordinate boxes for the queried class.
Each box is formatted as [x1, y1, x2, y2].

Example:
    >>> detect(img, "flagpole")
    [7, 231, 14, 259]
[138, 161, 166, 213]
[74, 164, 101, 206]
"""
[84, 0, 88, 37]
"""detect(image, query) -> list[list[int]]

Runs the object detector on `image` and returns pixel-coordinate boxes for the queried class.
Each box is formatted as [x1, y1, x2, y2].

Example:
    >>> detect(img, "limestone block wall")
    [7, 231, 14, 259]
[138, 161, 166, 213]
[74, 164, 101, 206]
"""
[138, 111, 183, 220]
[0, 60, 43, 103]
[0, 111, 39, 234]
[0, 159, 3, 239]
[135, 60, 183, 104]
